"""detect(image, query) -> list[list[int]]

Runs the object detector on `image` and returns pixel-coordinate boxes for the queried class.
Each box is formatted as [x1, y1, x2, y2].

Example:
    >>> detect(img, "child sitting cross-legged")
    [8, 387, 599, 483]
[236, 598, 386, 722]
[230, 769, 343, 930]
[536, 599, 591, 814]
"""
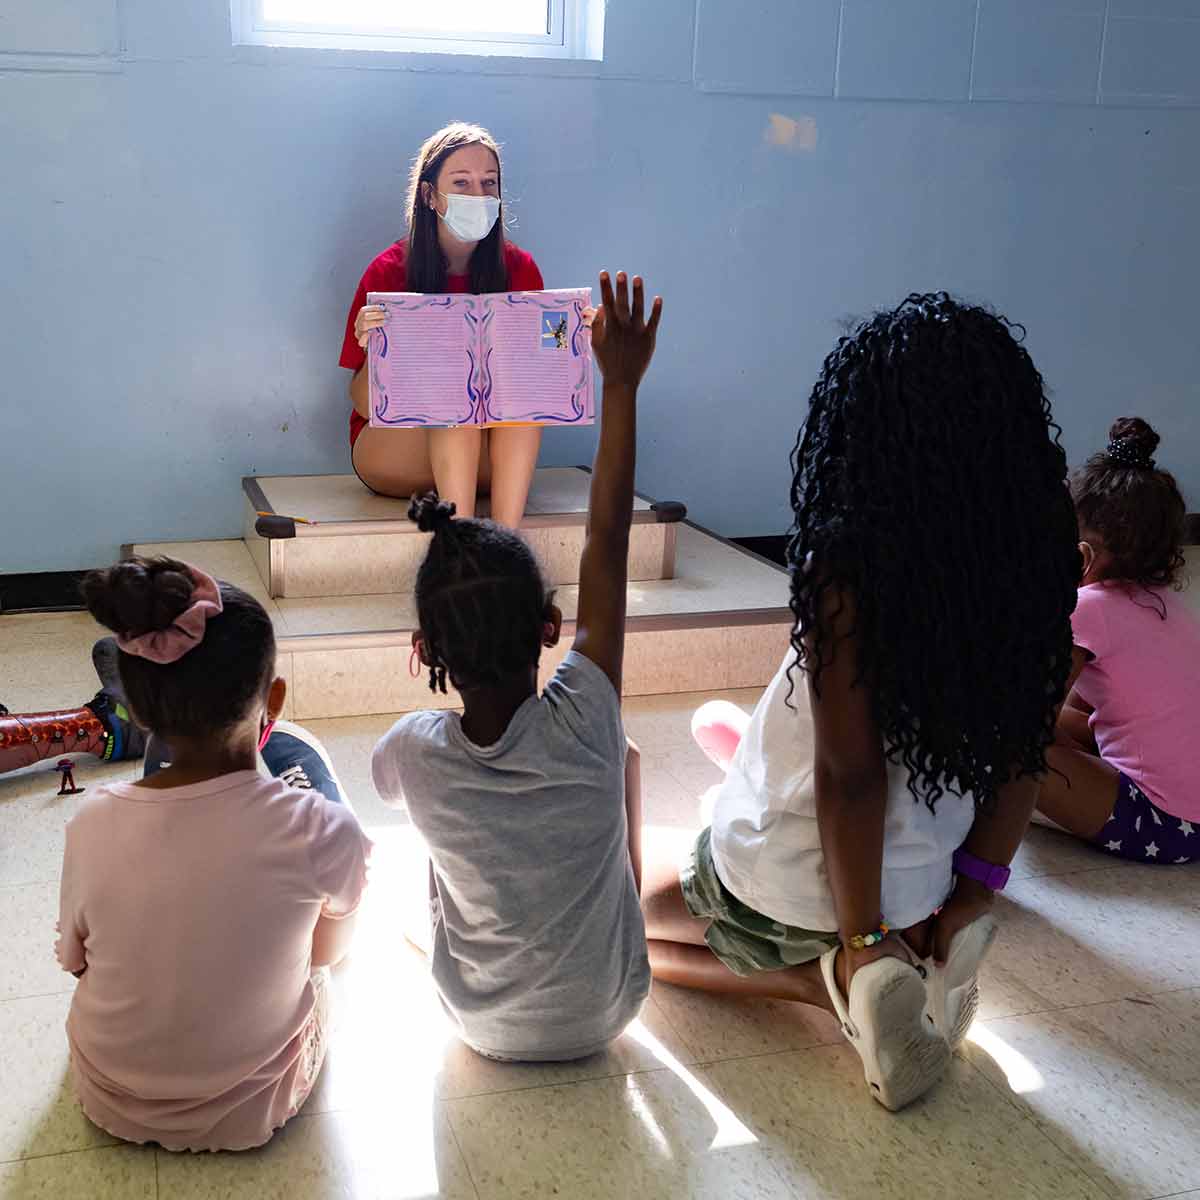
[58, 558, 371, 1152]
[372, 270, 662, 1061]
[1037, 417, 1200, 863]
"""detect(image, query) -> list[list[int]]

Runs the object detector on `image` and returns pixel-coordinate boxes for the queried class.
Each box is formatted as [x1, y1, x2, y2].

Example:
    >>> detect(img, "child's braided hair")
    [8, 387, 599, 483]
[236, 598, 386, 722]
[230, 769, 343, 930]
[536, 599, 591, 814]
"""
[409, 495, 553, 694]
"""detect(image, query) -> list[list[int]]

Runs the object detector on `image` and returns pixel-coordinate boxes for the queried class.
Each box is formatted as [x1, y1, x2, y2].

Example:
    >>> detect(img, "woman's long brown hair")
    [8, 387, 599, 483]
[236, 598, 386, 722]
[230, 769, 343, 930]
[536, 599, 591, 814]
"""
[404, 122, 509, 294]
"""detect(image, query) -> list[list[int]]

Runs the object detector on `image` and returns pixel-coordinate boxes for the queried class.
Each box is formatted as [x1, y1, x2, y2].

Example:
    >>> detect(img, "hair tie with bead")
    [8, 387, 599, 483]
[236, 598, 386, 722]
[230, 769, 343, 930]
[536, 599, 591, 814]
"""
[1106, 440, 1155, 471]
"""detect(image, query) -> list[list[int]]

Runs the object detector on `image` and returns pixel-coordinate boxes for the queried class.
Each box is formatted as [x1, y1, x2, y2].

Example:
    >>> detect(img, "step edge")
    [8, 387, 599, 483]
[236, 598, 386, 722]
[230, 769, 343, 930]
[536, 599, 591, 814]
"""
[267, 509, 663, 538]
[278, 606, 792, 653]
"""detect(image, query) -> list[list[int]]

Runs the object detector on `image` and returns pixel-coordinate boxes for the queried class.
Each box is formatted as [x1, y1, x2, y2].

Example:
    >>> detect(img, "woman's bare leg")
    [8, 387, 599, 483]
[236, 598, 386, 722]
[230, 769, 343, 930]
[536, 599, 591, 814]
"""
[428, 427, 484, 518]
[487, 426, 542, 528]
[1037, 743, 1120, 838]
[351, 427, 435, 499]
[351, 427, 493, 502]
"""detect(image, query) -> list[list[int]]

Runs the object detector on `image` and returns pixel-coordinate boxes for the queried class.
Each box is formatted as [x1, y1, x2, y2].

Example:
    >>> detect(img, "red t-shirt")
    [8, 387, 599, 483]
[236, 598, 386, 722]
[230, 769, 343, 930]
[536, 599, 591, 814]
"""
[340, 240, 544, 447]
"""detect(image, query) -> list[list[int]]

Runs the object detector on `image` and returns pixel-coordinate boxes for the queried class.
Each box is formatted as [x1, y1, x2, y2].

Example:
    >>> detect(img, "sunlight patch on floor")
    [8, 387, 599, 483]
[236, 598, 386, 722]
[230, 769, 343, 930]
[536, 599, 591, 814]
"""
[626, 1021, 758, 1150]
[967, 1025, 1045, 1094]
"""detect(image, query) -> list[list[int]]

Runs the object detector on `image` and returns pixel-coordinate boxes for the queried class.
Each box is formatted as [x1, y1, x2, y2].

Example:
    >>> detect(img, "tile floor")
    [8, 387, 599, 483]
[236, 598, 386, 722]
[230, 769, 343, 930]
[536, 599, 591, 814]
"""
[2, 616, 1199, 1198]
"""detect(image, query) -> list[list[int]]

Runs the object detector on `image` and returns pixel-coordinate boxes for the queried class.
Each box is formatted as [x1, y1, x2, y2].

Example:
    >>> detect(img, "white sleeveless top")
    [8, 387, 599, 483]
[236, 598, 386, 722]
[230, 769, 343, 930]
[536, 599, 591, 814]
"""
[710, 652, 976, 932]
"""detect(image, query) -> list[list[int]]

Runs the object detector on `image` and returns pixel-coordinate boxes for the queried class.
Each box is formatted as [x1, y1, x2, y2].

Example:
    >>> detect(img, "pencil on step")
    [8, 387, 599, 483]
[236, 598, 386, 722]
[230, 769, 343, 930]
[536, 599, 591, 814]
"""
[256, 511, 314, 525]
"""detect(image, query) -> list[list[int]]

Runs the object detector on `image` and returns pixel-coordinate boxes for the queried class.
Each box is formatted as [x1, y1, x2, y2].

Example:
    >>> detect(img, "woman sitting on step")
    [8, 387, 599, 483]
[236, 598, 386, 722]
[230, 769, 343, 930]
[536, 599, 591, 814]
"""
[341, 121, 546, 528]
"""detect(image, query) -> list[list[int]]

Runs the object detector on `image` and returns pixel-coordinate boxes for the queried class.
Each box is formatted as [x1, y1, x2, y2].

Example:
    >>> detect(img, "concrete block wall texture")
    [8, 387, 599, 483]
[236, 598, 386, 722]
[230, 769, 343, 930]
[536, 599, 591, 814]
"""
[2, 0, 1197, 569]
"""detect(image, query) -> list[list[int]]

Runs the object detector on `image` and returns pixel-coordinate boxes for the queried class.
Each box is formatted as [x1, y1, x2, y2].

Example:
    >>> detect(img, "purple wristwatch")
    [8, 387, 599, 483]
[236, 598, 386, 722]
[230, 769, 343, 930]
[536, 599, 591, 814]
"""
[953, 848, 1010, 892]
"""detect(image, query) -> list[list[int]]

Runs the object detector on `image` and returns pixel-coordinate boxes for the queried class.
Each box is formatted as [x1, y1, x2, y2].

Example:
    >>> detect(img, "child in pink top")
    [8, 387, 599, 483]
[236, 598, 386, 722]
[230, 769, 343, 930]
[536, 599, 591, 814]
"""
[1038, 418, 1200, 863]
[56, 557, 371, 1152]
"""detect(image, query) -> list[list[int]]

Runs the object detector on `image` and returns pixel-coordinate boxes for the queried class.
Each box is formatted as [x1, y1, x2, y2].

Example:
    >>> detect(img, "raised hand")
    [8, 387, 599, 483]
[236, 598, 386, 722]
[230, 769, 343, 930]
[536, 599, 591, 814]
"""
[589, 271, 663, 389]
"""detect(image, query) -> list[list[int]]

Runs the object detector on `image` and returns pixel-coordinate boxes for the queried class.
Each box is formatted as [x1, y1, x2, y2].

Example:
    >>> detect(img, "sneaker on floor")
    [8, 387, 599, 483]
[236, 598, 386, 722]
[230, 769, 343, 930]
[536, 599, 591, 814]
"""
[91, 635, 149, 762]
[85, 689, 146, 762]
[820, 946, 950, 1111]
[260, 719, 351, 811]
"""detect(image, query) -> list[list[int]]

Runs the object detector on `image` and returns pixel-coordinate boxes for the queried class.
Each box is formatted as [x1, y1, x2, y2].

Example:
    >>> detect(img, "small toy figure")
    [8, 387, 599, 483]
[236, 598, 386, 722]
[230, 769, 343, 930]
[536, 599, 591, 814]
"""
[56, 758, 84, 796]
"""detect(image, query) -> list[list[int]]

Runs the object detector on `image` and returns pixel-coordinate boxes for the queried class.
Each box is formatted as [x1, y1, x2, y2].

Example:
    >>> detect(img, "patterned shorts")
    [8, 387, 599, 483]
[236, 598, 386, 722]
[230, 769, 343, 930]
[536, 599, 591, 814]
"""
[680, 827, 838, 977]
[1092, 776, 1198, 865]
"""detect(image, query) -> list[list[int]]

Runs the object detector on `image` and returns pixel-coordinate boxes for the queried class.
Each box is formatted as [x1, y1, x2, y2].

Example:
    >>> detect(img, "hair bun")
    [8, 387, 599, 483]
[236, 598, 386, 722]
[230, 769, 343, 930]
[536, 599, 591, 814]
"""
[408, 493, 457, 534]
[1106, 416, 1160, 470]
[82, 556, 195, 638]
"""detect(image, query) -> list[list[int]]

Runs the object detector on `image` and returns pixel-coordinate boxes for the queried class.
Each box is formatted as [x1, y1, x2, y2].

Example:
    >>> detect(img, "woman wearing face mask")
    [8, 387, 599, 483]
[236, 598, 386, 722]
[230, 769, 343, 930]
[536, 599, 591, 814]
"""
[340, 123, 545, 526]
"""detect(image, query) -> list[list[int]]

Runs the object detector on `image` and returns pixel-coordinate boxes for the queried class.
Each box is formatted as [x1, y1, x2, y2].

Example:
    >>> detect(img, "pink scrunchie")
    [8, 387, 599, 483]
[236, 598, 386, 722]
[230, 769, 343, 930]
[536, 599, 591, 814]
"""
[116, 565, 224, 664]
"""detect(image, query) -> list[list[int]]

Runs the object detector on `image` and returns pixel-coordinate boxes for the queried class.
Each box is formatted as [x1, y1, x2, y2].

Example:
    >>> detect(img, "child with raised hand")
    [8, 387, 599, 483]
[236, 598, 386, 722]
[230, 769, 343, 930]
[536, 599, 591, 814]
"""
[57, 558, 371, 1152]
[641, 294, 1080, 1110]
[1037, 418, 1200, 863]
[372, 270, 662, 1062]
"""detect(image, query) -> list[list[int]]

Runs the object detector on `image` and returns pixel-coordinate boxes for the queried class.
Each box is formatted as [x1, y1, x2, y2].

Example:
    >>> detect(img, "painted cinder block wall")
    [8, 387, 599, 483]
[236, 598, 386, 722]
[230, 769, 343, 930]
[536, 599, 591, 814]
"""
[2, 0, 1197, 570]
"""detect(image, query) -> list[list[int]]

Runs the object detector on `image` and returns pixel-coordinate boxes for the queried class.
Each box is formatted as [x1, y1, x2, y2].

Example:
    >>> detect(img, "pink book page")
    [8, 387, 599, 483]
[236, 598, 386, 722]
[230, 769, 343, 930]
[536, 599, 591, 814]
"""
[482, 289, 594, 425]
[367, 293, 482, 427]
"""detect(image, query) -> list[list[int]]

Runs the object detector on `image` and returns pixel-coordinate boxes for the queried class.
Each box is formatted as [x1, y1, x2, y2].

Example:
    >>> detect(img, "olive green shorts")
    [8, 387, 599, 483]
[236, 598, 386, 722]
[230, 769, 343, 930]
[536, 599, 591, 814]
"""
[680, 827, 838, 977]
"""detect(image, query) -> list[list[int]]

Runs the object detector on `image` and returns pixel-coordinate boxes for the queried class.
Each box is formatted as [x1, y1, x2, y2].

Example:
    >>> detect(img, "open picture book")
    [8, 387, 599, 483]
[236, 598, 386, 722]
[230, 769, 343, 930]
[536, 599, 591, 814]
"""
[367, 288, 594, 428]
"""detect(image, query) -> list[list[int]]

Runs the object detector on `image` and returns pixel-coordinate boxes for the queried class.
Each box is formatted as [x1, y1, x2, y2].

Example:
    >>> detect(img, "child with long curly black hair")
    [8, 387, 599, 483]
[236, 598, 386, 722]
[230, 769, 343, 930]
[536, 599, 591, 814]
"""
[372, 271, 662, 1062]
[641, 294, 1080, 1110]
[1037, 418, 1199, 863]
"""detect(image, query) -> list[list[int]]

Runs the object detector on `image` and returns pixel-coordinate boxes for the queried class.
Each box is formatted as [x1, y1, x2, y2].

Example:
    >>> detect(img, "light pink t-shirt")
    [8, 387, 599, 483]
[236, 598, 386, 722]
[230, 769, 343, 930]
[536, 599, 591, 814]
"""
[1071, 582, 1200, 820]
[56, 770, 370, 1152]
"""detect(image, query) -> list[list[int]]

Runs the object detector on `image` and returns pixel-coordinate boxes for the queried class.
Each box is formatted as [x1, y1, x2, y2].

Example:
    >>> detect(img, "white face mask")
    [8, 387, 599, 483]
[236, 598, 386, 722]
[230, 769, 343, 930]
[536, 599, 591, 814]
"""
[438, 192, 500, 244]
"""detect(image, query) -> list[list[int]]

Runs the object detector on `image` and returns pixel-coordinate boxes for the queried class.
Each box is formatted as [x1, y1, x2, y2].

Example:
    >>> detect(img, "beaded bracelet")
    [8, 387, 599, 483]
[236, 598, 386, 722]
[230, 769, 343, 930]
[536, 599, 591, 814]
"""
[847, 923, 889, 951]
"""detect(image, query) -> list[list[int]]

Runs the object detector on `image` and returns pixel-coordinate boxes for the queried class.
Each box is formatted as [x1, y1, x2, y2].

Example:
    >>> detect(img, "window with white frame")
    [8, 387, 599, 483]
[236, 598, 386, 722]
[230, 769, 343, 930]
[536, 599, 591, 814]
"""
[232, 0, 603, 60]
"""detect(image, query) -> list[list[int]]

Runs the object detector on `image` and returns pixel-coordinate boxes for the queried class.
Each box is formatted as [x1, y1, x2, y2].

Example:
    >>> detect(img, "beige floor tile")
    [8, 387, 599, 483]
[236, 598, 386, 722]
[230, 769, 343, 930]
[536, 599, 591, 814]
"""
[155, 1105, 477, 1199]
[964, 997, 1200, 1198]
[313, 976, 697, 1109]
[977, 866, 1200, 1020]
[637, 755, 708, 830]
[621, 688, 760, 754]
[0, 612, 107, 713]
[650, 980, 842, 1063]
[0, 993, 115, 1161]
[700, 1046, 1112, 1199]
[0, 1146, 155, 1198]
[0, 883, 73, 1002]
[446, 1067, 800, 1200]
[1009, 824, 1135, 880]
[657, 751, 725, 805]
[0, 760, 136, 888]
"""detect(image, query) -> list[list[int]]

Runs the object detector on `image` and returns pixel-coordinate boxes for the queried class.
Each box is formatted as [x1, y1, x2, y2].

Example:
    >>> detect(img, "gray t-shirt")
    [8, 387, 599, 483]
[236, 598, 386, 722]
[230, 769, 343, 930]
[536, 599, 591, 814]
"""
[372, 651, 650, 1060]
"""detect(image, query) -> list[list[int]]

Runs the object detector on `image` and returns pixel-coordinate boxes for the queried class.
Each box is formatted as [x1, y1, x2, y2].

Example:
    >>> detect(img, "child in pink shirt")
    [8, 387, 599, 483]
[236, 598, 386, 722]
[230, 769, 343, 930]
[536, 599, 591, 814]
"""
[1038, 418, 1200, 863]
[56, 557, 371, 1152]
